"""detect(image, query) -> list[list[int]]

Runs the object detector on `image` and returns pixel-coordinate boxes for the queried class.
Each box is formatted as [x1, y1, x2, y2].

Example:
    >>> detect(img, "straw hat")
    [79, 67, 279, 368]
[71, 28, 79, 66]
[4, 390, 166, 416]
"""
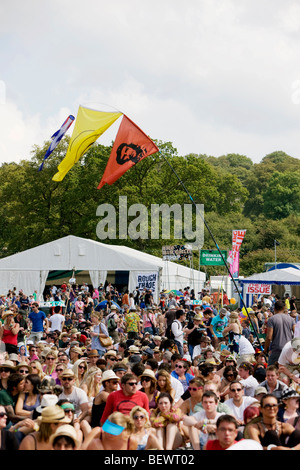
[2, 310, 17, 320]
[87, 349, 100, 358]
[140, 369, 156, 381]
[36, 394, 58, 413]
[15, 362, 32, 373]
[100, 370, 120, 384]
[60, 369, 75, 379]
[38, 405, 71, 424]
[104, 350, 117, 358]
[0, 360, 15, 371]
[128, 345, 140, 354]
[49, 424, 79, 447]
[193, 314, 202, 321]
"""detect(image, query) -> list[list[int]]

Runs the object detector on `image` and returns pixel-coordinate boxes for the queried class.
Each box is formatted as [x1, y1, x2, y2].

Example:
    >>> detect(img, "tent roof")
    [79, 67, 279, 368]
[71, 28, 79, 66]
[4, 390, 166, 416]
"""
[240, 267, 300, 285]
[0, 235, 205, 279]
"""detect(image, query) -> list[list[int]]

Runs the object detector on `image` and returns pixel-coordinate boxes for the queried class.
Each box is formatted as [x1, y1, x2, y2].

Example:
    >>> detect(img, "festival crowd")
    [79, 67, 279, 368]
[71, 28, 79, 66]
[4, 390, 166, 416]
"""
[0, 282, 299, 451]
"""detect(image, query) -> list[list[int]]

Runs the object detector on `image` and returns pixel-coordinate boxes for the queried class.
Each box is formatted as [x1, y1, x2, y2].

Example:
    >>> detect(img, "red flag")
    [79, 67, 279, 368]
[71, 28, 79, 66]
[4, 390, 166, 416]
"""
[97, 115, 159, 189]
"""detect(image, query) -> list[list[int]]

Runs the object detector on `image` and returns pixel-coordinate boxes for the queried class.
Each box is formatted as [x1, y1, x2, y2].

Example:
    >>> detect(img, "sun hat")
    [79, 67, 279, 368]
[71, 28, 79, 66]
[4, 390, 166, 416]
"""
[49, 424, 79, 447]
[2, 310, 17, 320]
[36, 394, 58, 413]
[102, 419, 125, 436]
[0, 360, 15, 371]
[254, 386, 268, 397]
[60, 369, 75, 379]
[193, 314, 202, 321]
[87, 349, 100, 357]
[8, 354, 19, 363]
[140, 369, 156, 381]
[280, 388, 300, 401]
[153, 336, 161, 341]
[128, 345, 140, 354]
[104, 350, 117, 358]
[38, 405, 72, 424]
[100, 370, 120, 384]
[141, 348, 154, 357]
[15, 362, 32, 373]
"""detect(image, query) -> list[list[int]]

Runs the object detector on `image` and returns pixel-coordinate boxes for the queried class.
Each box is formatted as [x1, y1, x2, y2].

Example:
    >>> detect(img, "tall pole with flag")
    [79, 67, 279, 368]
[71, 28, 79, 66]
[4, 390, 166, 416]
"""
[274, 239, 280, 269]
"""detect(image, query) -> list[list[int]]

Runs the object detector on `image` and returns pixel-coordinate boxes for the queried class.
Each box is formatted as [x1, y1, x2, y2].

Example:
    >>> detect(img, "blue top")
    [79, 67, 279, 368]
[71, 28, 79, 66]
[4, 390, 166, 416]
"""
[28, 310, 46, 332]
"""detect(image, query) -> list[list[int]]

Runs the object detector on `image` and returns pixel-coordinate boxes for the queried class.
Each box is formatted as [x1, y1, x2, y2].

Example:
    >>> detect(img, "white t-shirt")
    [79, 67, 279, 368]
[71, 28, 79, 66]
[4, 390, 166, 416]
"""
[239, 335, 255, 355]
[224, 396, 257, 422]
[58, 386, 88, 416]
[239, 376, 259, 397]
[170, 375, 184, 402]
[278, 340, 300, 366]
[49, 313, 65, 332]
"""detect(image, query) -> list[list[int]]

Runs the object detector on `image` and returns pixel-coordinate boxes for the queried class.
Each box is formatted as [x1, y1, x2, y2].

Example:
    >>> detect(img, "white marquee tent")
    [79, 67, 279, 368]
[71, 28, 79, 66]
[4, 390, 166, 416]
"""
[0, 235, 206, 301]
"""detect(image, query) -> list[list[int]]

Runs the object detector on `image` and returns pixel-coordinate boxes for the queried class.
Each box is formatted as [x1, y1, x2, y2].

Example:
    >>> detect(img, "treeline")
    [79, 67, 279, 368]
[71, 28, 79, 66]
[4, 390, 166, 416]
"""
[1, 137, 300, 276]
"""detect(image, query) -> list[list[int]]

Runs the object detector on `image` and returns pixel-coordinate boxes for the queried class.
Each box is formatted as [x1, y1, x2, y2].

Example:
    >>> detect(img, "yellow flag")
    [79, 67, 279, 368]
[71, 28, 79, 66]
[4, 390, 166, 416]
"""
[52, 106, 122, 181]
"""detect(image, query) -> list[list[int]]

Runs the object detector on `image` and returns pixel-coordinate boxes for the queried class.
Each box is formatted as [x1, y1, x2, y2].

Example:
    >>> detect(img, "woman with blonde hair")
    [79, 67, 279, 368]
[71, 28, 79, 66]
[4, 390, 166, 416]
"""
[72, 359, 88, 387]
[80, 366, 102, 404]
[130, 406, 163, 450]
[84, 411, 138, 450]
[42, 350, 58, 379]
[30, 360, 46, 380]
[222, 311, 243, 355]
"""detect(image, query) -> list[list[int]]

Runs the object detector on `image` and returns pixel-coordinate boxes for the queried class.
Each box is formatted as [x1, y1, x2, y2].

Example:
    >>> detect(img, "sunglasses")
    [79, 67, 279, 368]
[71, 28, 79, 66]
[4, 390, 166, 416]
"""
[188, 386, 202, 392]
[175, 365, 184, 369]
[263, 404, 278, 409]
[133, 415, 145, 420]
[231, 388, 242, 392]
[0, 412, 7, 418]
[107, 357, 116, 361]
[61, 377, 73, 381]
[141, 377, 152, 382]
[78, 365, 86, 369]
[46, 357, 55, 360]
[126, 382, 137, 386]
[226, 374, 234, 377]
[19, 369, 29, 374]
[108, 380, 119, 385]
[0, 369, 11, 373]
[56, 369, 64, 372]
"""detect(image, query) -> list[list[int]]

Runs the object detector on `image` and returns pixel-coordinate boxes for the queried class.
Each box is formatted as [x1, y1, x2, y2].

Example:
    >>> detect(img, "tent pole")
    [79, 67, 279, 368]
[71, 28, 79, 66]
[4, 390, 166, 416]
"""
[160, 152, 263, 351]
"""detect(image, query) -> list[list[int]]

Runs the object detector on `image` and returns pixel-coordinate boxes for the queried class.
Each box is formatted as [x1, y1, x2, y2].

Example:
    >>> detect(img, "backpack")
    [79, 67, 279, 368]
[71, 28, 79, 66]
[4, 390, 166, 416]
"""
[108, 316, 117, 332]
[166, 320, 180, 340]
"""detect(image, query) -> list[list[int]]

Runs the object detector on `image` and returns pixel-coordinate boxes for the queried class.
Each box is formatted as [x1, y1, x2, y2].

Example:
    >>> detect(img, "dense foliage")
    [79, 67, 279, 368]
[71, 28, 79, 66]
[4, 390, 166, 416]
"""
[1, 138, 300, 277]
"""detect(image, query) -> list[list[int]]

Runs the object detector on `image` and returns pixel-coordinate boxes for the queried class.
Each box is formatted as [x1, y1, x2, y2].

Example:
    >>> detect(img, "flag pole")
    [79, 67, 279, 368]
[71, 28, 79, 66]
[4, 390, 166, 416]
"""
[160, 152, 263, 351]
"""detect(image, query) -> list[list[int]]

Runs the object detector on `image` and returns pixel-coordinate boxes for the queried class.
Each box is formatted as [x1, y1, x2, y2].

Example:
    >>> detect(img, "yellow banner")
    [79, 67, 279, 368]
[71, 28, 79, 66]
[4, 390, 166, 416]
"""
[52, 106, 122, 181]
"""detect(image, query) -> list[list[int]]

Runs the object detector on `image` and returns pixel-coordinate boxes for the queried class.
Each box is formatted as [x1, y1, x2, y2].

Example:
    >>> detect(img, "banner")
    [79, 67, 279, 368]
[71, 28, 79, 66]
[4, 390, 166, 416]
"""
[97, 115, 159, 189]
[162, 245, 192, 261]
[137, 272, 158, 293]
[229, 229, 246, 277]
[245, 284, 272, 295]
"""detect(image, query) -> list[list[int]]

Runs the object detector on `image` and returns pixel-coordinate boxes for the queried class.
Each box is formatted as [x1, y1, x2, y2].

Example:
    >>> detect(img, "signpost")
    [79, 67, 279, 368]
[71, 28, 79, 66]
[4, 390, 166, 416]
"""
[200, 250, 228, 266]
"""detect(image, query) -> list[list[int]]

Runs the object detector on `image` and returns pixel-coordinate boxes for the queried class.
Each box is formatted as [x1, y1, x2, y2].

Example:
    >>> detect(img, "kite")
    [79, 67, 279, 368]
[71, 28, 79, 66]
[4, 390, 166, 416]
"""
[52, 106, 122, 181]
[97, 114, 159, 189]
[39, 115, 75, 171]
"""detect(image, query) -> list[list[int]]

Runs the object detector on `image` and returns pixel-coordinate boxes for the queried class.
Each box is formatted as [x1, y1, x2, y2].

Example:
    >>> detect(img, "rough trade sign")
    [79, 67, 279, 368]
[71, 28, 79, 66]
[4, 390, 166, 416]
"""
[245, 283, 272, 295]
[137, 273, 158, 292]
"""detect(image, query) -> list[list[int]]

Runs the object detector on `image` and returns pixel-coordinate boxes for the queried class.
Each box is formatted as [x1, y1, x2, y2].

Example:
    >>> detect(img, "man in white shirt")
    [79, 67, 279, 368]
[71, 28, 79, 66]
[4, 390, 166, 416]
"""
[58, 369, 89, 421]
[224, 381, 258, 426]
[277, 337, 300, 386]
[237, 362, 259, 397]
[48, 305, 65, 332]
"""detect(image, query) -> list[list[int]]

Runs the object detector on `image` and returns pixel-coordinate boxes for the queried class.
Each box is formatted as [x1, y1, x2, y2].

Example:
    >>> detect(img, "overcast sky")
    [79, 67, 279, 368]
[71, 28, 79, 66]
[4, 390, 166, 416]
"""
[1, 0, 300, 166]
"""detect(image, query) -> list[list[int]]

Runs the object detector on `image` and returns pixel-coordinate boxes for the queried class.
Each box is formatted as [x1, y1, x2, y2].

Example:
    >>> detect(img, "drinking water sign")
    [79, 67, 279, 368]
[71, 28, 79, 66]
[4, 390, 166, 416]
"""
[200, 250, 228, 266]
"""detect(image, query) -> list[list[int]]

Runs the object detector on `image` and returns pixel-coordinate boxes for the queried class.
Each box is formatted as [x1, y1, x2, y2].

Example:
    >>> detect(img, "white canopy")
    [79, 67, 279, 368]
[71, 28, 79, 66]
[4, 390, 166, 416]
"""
[240, 267, 300, 285]
[0, 235, 205, 300]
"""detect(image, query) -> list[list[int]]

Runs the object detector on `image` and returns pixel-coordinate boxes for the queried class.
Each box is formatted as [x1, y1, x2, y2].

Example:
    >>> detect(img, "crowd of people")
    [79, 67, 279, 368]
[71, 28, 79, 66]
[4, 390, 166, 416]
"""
[0, 283, 299, 451]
